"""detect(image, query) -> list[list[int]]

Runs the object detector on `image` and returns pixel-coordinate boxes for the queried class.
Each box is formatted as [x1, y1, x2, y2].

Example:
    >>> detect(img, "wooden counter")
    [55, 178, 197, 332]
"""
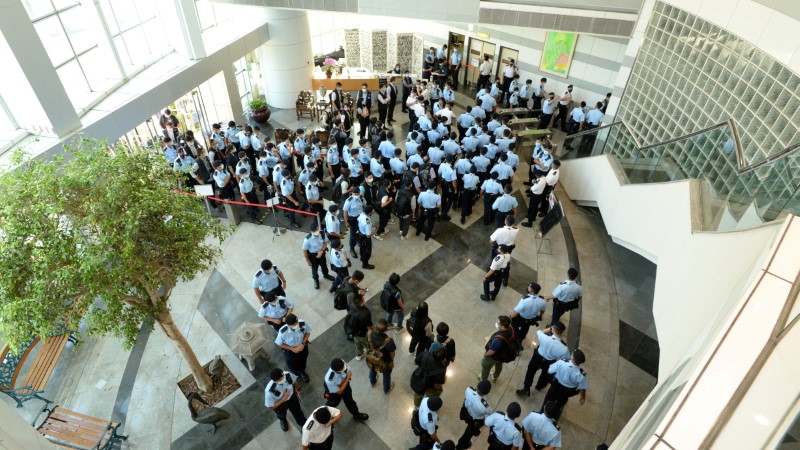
[311, 74, 379, 91]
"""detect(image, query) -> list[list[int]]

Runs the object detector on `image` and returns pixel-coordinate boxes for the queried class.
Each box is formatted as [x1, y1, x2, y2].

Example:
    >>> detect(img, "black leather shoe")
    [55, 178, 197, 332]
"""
[300, 372, 310, 382]
[480, 295, 489, 302]
[280, 419, 289, 431]
[353, 413, 369, 421]
[460, 217, 466, 224]
[516, 388, 530, 397]
[314, 280, 320, 289]
[522, 222, 533, 227]
[363, 264, 375, 269]
[323, 274, 335, 281]
[329, 286, 336, 293]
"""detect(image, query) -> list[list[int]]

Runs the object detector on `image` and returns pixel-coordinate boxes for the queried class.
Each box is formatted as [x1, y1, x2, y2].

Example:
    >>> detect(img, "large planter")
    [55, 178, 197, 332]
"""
[251, 107, 271, 124]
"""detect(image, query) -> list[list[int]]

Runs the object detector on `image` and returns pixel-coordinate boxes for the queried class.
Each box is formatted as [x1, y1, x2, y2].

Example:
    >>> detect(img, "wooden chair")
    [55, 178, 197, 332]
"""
[296, 90, 316, 120]
[34, 405, 128, 450]
[0, 334, 74, 408]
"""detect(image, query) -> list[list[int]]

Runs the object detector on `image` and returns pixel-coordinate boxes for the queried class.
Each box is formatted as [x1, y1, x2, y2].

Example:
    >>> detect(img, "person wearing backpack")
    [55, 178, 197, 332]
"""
[330, 168, 351, 204]
[379, 273, 405, 330]
[429, 322, 456, 365]
[479, 316, 516, 383]
[412, 347, 448, 407]
[328, 239, 351, 294]
[408, 302, 434, 356]
[348, 295, 374, 361]
[366, 319, 396, 394]
[395, 180, 417, 241]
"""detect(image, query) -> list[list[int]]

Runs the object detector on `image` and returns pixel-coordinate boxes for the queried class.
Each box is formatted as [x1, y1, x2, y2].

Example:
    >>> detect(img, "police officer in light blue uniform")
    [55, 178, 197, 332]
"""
[323, 358, 369, 420]
[238, 167, 258, 220]
[428, 145, 445, 171]
[480, 172, 503, 226]
[550, 267, 583, 323]
[459, 166, 480, 224]
[438, 156, 457, 220]
[490, 154, 515, 189]
[406, 136, 420, 157]
[370, 151, 386, 179]
[303, 221, 334, 290]
[265, 368, 307, 432]
[356, 204, 376, 269]
[457, 381, 493, 449]
[253, 259, 286, 303]
[328, 238, 350, 293]
[258, 292, 294, 332]
[342, 190, 366, 257]
[517, 320, 570, 397]
[389, 148, 408, 182]
[522, 403, 562, 450]
[415, 181, 442, 241]
[542, 349, 588, 421]
[472, 148, 491, 180]
[510, 282, 548, 345]
[492, 184, 518, 229]
[279, 169, 302, 228]
[326, 139, 341, 180]
[275, 314, 312, 382]
[484, 402, 523, 450]
[414, 396, 442, 450]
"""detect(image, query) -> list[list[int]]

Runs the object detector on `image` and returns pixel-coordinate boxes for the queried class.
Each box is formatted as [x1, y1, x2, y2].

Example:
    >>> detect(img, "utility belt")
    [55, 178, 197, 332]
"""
[556, 299, 580, 312]
[550, 378, 580, 398]
[487, 430, 514, 450]
[422, 207, 438, 214]
[307, 432, 334, 449]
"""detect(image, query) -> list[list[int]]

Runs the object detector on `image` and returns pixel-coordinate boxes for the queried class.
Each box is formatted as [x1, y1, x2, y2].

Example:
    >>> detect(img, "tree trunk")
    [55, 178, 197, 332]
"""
[155, 308, 214, 392]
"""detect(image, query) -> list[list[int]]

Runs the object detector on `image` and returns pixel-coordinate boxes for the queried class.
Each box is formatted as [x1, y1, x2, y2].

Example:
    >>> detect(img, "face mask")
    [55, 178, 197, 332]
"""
[362, 89, 367, 93]
[312, 231, 320, 237]
[290, 325, 299, 331]
[277, 377, 286, 385]
[495, 322, 500, 330]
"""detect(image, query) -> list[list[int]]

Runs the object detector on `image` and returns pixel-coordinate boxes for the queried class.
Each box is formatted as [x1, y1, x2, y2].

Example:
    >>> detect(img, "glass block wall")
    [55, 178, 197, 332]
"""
[612, 1, 800, 167]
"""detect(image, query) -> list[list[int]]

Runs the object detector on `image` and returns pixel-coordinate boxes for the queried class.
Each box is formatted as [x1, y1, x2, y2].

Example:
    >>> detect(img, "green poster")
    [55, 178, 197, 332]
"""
[539, 32, 578, 78]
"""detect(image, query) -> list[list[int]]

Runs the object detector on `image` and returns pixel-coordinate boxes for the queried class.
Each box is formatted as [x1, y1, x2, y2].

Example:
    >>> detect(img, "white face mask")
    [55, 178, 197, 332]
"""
[495, 322, 500, 330]
[312, 231, 321, 237]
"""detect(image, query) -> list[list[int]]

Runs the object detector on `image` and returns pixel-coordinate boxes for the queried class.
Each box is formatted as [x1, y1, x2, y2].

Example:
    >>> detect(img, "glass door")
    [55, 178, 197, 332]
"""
[466, 38, 496, 89]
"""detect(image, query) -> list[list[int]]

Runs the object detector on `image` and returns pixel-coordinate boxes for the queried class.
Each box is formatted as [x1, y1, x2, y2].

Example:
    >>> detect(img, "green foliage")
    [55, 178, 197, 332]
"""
[249, 98, 268, 110]
[0, 138, 229, 353]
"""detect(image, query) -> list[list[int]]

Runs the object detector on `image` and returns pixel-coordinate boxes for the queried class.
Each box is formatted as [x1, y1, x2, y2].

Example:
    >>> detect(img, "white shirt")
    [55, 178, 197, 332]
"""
[490, 226, 519, 246]
[503, 64, 516, 78]
[435, 108, 455, 125]
[545, 169, 560, 186]
[479, 60, 492, 76]
[301, 406, 340, 445]
[489, 253, 511, 271]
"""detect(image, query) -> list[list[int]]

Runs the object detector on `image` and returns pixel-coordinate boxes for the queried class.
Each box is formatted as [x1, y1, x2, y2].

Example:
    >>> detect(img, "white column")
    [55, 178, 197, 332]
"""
[173, 0, 207, 59]
[0, 0, 81, 136]
[224, 67, 245, 124]
[259, 8, 313, 109]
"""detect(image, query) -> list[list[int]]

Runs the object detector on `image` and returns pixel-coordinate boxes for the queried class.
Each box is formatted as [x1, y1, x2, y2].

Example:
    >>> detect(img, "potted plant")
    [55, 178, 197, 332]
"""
[249, 98, 271, 124]
[323, 57, 337, 79]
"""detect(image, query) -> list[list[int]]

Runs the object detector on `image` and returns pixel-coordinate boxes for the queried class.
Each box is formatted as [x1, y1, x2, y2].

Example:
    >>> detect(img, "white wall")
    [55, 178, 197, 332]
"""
[559, 155, 782, 378]
[0, 399, 55, 449]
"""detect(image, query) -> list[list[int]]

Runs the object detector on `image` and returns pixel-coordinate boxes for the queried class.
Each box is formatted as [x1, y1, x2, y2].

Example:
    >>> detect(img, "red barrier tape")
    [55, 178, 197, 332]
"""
[172, 189, 319, 216]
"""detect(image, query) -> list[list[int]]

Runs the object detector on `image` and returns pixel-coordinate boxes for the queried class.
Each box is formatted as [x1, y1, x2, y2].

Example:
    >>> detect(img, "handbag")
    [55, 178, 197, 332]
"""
[365, 334, 391, 372]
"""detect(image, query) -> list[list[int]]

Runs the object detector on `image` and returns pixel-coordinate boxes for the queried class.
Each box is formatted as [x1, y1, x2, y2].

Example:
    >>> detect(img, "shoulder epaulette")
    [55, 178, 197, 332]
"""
[328, 371, 335, 381]
[256, 270, 263, 277]
[279, 325, 289, 333]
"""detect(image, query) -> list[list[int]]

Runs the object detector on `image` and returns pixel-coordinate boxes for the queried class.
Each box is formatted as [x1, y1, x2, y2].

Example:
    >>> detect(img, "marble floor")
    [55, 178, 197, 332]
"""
[3, 87, 658, 449]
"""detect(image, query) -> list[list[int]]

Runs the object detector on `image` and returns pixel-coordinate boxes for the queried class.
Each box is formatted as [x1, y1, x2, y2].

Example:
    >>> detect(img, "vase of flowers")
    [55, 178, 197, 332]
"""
[323, 57, 336, 79]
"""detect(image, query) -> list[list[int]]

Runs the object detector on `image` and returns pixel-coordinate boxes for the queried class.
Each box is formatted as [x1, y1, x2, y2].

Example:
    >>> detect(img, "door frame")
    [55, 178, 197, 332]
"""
[495, 45, 519, 81]
[466, 37, 496, 88]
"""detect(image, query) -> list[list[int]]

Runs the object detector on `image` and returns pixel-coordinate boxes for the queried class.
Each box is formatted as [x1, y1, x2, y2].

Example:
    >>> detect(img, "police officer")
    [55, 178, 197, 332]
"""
[252, 259, 287, 303]
[306, 174, 326, 224]
[484, 402, 523, 450]
[510, 283, 548, 346]
[492, 184, 518, 229]
[460, 166, 480, 224]
[259, 292, 294, 332]
[537, 160, 560, 218]
[280, 168, 303, 229]
[549, 268, 583, 323]
[522, 172, 546, 227]
[480, 172, 503, 226]
[303, 222, 335, 290]
[238, 167, 259, 221]
[342, 189, 366, 258]
[328, 239, 351, 293]
[265, 367, 307, 432]
[541, 349, 588, 421]
[212, 160, 234, 200]
[416, 180, 442, 241]
[275, 314, 312, 382]
[438, 155, 457, 221]
[456, 381, 493, 450]
[516, 321, 569, 397]
[482, 245, 511, 302]
[490, 154, 514, 189]
[325, 204, 344, 240]
[356, 204, 376, 270]
[521, 402, 561, 450]
[323, 358, 369, 421]
[302, 406, 343, 450]
[413, 396, 443, 450]
[490, 214, 519, 287]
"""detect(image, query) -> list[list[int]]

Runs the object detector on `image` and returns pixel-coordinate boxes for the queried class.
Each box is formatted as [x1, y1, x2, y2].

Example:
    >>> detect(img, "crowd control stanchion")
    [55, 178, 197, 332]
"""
[193, 184, 215, 215]
[266, 197, 287, 239]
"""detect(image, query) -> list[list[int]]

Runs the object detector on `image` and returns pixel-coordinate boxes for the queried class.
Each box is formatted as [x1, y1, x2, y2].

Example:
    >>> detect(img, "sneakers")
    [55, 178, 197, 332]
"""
[356, 353, 364, 361]
[374, 234, 384, 241]
[491, 375, 498, 382]
[400, 235, 407, 241]
[395, 326, 405, 334]
[314, 280, 320, 289]
[388, 219, 396, 224]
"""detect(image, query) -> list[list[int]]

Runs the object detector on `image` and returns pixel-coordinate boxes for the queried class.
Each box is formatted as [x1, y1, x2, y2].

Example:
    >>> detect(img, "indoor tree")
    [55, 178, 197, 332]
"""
[0, 138, 228, 392]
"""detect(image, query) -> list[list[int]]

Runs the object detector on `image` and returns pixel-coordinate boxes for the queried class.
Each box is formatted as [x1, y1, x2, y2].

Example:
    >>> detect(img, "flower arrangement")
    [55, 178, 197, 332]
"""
[323, 58, 337, 75]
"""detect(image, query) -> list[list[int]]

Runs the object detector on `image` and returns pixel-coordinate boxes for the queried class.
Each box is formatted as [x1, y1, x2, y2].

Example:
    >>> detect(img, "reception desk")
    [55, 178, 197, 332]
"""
[311, 73, 379, 91]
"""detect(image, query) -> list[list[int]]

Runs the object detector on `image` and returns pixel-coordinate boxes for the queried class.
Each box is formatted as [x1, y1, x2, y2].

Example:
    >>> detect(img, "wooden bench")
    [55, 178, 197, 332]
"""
[0, 334, 73, 407]
[35, 405, 128, 450]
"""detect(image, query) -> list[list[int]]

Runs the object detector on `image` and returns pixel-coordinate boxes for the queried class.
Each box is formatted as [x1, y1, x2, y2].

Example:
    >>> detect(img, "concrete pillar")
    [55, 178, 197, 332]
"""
[260, 8, 313, 109]
[223, 67, 245, 124]
[174, 0, 207, 60]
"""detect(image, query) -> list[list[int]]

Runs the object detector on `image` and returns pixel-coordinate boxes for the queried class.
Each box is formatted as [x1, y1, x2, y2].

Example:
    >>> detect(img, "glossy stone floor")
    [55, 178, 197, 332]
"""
[4, 87, 658, 449]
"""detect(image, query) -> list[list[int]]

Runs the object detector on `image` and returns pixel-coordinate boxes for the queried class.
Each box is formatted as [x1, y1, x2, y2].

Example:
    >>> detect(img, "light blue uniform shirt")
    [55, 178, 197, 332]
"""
[407, 154, 424, 168]
[462, 136, 479, 152]
[462, 173, 480, 190]
[428, 147, 445, 165]
[484, 412, 523, 447]
[496, 137, 514, 152]
[225, 127, 240, 144]
[536, 329, 570, 361]
[405, 140, 420, 157]
[542, 99, 556, 114]
[549, 360, 588, 389]
[418, 397, 439, 436]
[258, 297, 294, 319]
[213, 169, 230, 188]
[442, 88, 455, 102]
[370, 158, 385, 177]
[538, 151, 553, 171]
[522, 412, 562, 448]
[417, 116, 432, 132]
[278, 142, 291, 160]
[427, 129, 441, 144]
[514, 294, 547, 320]
[494, 125, 509, 137]
[163, 146, 178, 164]
[442, 140, 460, 157]
[210, 132, 225, 150]
[357, 213, 373, 235]
[418, 190, 442, 209]
[264, 371, 296, 408]
[302, 232, 328, 253]
[506, 152, 520, 169]
[174, 155, 195, 173]
[586, 108, 604, 125]
[484, 143, 499, 160]
[257, 159, 271, 178]
[464, 386, 493, 420]
[454, 158, 472, 175]
[471, 107, 486, 121]
[472, 155, 491, 173]
[450, 50, 461, 66]
[552, 279, 582, 302]
[275, 320, 311, 347]
[252, 267, 282, 291]
[342, 195, 366, 218]
[490, 84, 501, 98]
[379, 141, 395, 159]
[294, 137, 307, 155]
[492, 193, 518, 212]
[481, 179, 503, 195]
[347, 156, 362, 175]
[324, 364, 351, 393]
[239, 176, 254, 194]
[390, 157, 408, 174]
[487, 120, 501, 133]
[325, 214, 341, 235]
[438, 163, 456, 183]
[358, 147, 371, 165]
[327, 148, 340, 166]
[406, 132, 424, 144]
[457, 113, 475, 128]
[280, 177, 295, 197]
[235, 160, 251, 178]
[491, 162, 514, 181]
[305, 183, 320, 201]
[330, 248, 348, 268]
[571, 107, 586, 122]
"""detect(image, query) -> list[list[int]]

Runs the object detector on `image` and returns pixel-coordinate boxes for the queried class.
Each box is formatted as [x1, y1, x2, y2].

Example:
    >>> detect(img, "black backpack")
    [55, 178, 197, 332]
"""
[487, 330, 520, 363]
[331, 175, 347, 203]
[334, 278, 355, 311]
[395, 189, 412, 216]
[380, 286, 399, 312]
[418, 164, 431, 186]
